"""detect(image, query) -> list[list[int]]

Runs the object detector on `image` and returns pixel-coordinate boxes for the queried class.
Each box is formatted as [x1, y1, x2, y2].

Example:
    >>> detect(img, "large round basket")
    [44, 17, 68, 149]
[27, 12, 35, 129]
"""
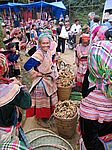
[54, 110, 78, 139]
[25, 128, 56, 143]
[29, 134, 73, 150]
[33, 144, 68, 150]
[57, 86, 72, 101]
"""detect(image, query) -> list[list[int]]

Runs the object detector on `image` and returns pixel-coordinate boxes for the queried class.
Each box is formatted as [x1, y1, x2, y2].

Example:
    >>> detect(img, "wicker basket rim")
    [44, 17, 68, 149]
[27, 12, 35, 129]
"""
[30, 133, 74, 150]
[33, 144, 68, 150]
[57, 85, 72, 88]
[54, 111, 78, 120]
[25, 128, 56, 134]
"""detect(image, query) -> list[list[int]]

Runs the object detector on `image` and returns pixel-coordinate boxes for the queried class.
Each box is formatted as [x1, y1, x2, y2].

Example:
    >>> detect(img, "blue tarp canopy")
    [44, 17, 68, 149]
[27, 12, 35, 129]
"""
[50, 1, 66, 18]
[0, 4, 8, 9]
[0, 1, 66, 10]
[104, 0, 112, 11]
[14, 1, 51, 8]
[51, 1, 66, 10]
[0, 1, 66, 18]
[0, 2, 23, 8]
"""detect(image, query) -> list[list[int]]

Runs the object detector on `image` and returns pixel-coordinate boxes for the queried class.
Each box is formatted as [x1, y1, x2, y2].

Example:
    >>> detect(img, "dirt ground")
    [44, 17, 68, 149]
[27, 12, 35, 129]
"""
[21, 48, 79, 150]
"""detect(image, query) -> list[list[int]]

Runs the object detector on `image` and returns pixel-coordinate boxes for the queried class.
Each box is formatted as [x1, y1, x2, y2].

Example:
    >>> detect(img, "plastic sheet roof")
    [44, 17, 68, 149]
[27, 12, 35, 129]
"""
[104, 0, 112, 11]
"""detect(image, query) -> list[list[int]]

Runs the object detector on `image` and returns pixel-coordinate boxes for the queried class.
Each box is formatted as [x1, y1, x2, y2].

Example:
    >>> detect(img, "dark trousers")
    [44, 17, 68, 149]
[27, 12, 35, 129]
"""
[82, 69, 96, 98]
[8, 65, 20, 78]
[80, 117, 112, 150]
[8, 65, 14, 78]
[56, 37, 66, 53]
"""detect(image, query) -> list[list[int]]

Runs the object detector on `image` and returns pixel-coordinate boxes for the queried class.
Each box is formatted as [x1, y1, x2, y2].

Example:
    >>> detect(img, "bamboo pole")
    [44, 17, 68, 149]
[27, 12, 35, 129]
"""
[69, 0, 70, 21]
[39, 0, 42, 23]
[9, 7, 12, 26]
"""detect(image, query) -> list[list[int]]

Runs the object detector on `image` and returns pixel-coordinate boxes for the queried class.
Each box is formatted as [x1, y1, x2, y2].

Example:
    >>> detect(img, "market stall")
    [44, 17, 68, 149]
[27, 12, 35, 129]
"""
[0, 1, 66, 21]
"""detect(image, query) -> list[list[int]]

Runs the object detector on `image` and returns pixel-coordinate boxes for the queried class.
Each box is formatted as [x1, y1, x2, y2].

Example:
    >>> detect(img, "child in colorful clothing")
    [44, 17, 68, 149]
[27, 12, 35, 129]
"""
[30, 24, 38, 43]
[7, 43, 20, 78]
[75, 34, 90, 91]
[24, 33, 58, 127]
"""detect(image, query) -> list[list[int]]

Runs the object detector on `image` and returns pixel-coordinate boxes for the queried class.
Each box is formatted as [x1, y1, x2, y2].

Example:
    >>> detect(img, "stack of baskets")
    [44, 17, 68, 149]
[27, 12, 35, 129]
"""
[57, 63, 74, 101]
[57, 86, 72, 101]
[25, 128, 74, 150]
[54, 100, 78, 139]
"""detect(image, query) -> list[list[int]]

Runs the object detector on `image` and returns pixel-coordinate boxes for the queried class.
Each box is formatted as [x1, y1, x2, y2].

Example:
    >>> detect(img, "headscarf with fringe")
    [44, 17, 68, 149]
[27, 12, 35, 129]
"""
[88, 40, 112, 98]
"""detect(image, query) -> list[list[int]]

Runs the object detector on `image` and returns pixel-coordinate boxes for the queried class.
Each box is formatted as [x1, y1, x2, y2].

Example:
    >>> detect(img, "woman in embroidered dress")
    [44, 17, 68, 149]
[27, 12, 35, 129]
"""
[0, 53, 32, 149]
[75, 33, 90, 91]
[24, 33, 58, 127]
[79, 40, 112, 150]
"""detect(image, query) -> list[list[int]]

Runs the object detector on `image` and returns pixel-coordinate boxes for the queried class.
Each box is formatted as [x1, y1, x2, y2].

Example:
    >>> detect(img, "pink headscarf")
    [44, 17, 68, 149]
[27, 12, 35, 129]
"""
[92, 25, 101, 40]
[92, 26, 108, 41]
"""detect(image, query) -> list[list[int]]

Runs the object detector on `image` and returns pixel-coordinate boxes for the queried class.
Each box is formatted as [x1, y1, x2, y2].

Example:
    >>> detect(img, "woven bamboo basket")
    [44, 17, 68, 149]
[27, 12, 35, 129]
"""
[25, 128, 56, 143]
[57, 86, 72, 101]
[33, 144, 68, 150]
[54, 110, 78, 139]
[29, 134, 73, 150]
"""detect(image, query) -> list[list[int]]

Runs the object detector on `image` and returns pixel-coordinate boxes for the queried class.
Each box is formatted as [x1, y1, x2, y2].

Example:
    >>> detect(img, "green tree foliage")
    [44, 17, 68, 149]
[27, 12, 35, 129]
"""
[17, 0, 29, 3]
[0, 24, 5, 49]
[63, 0, 105, 24]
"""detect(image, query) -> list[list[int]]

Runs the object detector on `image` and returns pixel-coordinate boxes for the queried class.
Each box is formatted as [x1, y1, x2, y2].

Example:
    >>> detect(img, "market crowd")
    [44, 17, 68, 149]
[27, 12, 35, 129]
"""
[0, 10, 112, 150]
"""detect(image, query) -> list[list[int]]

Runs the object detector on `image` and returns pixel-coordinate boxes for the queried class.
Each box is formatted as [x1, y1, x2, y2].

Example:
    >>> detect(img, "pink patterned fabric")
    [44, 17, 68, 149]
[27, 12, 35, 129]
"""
[76, 44, 90, 85]
[26, 49, 58, 118]
[30, 49, 58, 96]
[80, 90, 112, 123]
[92, 26, 108, 42]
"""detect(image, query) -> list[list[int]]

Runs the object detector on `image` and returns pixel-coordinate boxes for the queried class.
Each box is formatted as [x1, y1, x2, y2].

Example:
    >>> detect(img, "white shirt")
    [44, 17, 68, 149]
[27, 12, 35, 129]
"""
[71, 24, 81, 33]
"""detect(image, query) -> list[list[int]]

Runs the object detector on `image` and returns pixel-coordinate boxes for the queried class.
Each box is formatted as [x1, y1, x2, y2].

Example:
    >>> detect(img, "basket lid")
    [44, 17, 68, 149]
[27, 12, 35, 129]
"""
[25, 128, 56, 143]
[33, 144, 68, 150]
[30, 134, 74, 150]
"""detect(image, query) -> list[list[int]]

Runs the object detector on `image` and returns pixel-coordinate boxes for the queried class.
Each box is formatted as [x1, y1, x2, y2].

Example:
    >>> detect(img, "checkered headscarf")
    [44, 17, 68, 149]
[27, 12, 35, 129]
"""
[88, 40, 112, 98]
